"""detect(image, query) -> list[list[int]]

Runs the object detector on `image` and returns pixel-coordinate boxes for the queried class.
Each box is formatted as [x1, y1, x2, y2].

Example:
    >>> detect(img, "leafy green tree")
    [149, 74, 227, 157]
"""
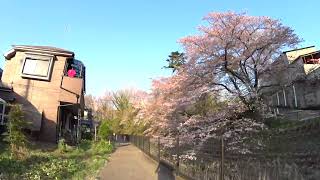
[112, 92, 132, 112]
[3, 105, 30, 158]
[194, 94, 226, 116]
[92, 90, 148, 136]
[110, 117, 123, 134]
[98, 120, 112, 140]
[112, 92, 138, 134]
[185, 93, 227, 117]
[132, 121, 149, 135]
[164, 51, 186, 73]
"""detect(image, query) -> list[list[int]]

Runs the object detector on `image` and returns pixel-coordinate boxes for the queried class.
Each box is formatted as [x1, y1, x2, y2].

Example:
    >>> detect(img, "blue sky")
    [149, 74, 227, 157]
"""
[0, 0, 319, 96]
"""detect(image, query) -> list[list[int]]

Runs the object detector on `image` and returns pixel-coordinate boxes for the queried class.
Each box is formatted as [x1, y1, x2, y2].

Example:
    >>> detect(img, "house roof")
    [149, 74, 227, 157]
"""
[283, 46, 315, 54]
[298, 50, 320, 58]
[4, 45, 75, 59]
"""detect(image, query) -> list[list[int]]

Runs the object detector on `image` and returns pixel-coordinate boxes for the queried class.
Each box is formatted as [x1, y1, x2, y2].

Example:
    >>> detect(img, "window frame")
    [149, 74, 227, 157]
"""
[0, 102, 8, 125]
[21, 53, 54, 81]
[64, 59, 85, 79]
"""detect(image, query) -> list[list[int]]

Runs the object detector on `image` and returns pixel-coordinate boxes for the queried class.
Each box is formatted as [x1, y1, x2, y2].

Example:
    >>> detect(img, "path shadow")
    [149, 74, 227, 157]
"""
[115, 142, 131, 147]
[156, 160, 175, 180]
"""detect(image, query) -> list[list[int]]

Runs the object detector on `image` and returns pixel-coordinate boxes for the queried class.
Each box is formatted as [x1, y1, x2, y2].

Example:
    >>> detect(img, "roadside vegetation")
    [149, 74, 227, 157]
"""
[0, 105, 113, 180]
[0, 140, 113, 179]
[261, 117, 320, 155]
[86, 90, 149, 136]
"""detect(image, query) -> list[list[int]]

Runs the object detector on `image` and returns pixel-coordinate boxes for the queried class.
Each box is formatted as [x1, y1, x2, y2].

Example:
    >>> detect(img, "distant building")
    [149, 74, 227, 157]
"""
[1, 45, 86, 142]
[262, 46, 320, 111]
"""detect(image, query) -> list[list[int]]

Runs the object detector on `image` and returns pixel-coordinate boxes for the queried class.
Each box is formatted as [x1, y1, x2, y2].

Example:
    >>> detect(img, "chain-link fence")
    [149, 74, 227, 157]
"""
[129, 134, 319, 180]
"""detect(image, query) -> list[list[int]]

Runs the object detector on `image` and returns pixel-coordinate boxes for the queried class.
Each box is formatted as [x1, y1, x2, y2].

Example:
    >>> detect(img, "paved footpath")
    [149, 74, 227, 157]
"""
[99, 144, 181, 180]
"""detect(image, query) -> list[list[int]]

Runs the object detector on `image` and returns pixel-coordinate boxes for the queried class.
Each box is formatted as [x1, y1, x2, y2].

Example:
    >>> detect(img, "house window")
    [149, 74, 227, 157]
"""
[21, 54, 54, 80]
[0, 102, 9, 125]
[65, 59, 85, 78]
[303, 53, 320, 64]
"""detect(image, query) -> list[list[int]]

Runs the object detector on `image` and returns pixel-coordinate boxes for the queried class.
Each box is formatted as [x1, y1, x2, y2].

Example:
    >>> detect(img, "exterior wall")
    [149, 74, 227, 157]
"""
[296, 81, 320, 109]
[304, 64, 320, 74]
[1, 51, 83, 141]
[262, 47, 320, 112]
[263, 53, 320, 110]
[285, 47, 316, 62]
[270, 81, 320, 110]
[60, 76, 84, 103]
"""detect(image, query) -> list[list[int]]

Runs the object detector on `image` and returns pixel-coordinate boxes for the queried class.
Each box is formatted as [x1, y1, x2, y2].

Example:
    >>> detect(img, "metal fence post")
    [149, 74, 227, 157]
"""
[148, 137, 151, 156]
[141, 136, 143, 150]
[220, 136, 225, 180]
[143, 136, 145, 152]
[158, 136, 161, 162]
[138, 136, 140, 149]
[135, 136, 137, 146]
[133, 135, 135, 145]
[176, 136, 180, 176]
[137, 136, 139, 148]
[136, 136, 138, 148]
[137, 136, 139, 147]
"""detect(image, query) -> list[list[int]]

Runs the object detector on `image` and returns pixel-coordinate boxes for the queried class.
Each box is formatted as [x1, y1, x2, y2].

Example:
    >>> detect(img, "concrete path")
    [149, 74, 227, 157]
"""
[99, 144, 178, 180]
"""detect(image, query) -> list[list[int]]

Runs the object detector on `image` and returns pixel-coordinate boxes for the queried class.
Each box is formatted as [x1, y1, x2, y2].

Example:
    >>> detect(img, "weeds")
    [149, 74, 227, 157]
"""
[0, 140, 113, 179]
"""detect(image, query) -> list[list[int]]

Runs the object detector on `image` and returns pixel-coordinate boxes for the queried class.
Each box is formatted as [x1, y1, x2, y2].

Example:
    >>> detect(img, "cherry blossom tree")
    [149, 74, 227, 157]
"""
[141, 12, 303, 155]
[95, 92, 114, 120]
[179, 12, 301, 111]
[143, 71, 225, 136]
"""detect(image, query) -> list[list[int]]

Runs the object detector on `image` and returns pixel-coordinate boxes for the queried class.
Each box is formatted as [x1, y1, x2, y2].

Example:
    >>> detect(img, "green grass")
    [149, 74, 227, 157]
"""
[254, 117, 320, 155]
[0, 140, 113, 180]
[264, 116, 320, 132]
[264, 117, 298, 129]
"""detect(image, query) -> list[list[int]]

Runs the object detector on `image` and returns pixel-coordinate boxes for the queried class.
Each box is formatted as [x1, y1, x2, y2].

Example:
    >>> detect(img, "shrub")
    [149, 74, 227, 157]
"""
[98, 120, 112, 140]
[24, 157, 81, 180]
[78, 139, 93, 151]
[57, 138, 67, 153]
[3, 105, 30, 159]
[81, 125, 94, 140]
[93, 140, 113, 155]
[0, 140, 113, 179]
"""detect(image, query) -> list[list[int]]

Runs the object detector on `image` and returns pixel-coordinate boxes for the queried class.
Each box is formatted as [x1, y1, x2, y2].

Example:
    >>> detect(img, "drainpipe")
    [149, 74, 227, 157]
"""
[56, 106, 60, 143]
